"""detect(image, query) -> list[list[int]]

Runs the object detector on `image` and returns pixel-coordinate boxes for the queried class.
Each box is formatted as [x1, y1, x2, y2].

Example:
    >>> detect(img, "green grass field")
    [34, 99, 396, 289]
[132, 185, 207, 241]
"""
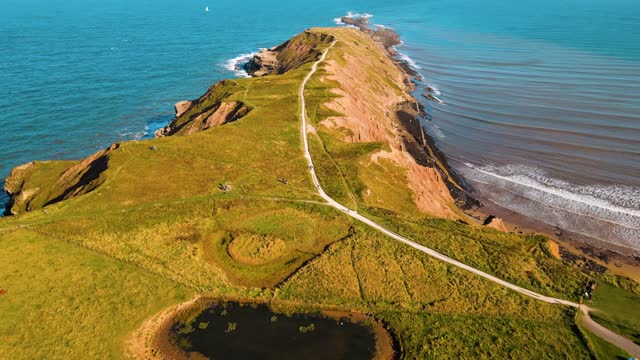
[0, 229, 192, 359]
[276, 228, 593, 358]
[0, 27, 637, 358]
[577, 312, 631, 360]
[590, 281, 640, 346]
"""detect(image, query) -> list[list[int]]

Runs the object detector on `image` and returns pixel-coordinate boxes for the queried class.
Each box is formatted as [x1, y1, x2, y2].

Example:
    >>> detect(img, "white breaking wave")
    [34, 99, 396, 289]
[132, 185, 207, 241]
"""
[334, 11, 373, 25]
[471, 164, 640, 220]
[117, 128, 146, 141]
[429, 95, 445, 104]
[426, 84, 441, 95]
[428, 123, 446, 139]
[222, 53, 255, 78]
[345, 11, 373, 19]
[460, 163, 640, 250]
[396, 50, 422, 70]
[133, 131, 146, 140]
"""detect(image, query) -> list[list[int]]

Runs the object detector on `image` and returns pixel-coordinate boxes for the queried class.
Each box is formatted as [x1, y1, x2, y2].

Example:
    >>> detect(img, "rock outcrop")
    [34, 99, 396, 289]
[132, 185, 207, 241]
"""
[244, 49, 279, 77]
[244, 31, 335, 77]
[155, 80, 252, 137]
[174, 101, 192, 117]
[156, 100, 250, 137]
[483, 215, 509, 232]
[339, 16, 401, 49]
[4, 144, 118, 215]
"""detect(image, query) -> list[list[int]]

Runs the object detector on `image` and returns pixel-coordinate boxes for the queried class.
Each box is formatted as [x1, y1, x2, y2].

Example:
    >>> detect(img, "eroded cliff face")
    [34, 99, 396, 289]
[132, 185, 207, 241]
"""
[4, 144, 118, 215]
[4, 80, 253, 214]
[244, 31, 336, 77]
[3, 32, 340, 215]
[155, 31, 337, 137]
[3, 27, 460, 220]
[155, 80, 252, 137]
[316, 28, 460, 219]
[156, 100, 250, 137]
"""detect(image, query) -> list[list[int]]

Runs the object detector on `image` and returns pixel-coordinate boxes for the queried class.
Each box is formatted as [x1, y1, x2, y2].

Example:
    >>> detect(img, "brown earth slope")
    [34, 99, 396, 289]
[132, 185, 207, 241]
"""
[314, 28, 459, 219]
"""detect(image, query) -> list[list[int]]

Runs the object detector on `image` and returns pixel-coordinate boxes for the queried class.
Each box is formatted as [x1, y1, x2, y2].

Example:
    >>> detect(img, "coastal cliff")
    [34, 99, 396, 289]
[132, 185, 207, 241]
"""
[2, 25, 639, 360]
[4, 26, 460, 220]
[243, 31, 335, 77]
[3, 144, 118, 215]
[154, 80, 251, 137]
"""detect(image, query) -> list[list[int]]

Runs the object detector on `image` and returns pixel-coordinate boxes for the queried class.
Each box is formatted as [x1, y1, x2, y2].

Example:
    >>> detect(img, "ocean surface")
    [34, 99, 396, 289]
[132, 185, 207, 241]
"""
[1, 0, 638, 251]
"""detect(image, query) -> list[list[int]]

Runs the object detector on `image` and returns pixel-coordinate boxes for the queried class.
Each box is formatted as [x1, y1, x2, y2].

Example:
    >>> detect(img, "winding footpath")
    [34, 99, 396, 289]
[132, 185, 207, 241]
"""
[299, 42, 640, 358]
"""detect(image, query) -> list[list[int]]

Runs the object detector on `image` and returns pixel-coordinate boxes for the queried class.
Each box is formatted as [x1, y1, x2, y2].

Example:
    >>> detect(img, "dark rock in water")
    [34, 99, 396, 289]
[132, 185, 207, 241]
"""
[340, 16, 369, 29]
[395, 60, 418, 77]
[243, 49, 279, 77]
[422, 92, 443, 103]
[340, 16, 401, 49]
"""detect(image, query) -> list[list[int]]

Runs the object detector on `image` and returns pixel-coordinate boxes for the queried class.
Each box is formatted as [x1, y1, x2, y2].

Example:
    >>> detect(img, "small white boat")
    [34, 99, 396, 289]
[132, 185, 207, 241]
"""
[205, 6, 209, 12]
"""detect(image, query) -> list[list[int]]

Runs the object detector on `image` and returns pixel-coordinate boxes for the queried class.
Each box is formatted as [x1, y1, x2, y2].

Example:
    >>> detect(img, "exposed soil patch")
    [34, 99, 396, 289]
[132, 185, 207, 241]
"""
[547, 240, 561, 260]
[125, 296, 202, 360]
[316, 35, 458, 219]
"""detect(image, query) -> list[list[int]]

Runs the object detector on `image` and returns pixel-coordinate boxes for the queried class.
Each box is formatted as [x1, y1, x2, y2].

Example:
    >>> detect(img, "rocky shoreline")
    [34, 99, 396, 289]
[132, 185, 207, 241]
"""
[335, 15, 640, 276]
[3, 19, 637, 279]
[333, 16, 483, 216]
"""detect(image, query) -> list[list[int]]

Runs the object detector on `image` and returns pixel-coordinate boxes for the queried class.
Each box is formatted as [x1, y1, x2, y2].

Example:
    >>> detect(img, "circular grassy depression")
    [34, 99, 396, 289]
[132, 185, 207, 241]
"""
[227, 233, 287, 266]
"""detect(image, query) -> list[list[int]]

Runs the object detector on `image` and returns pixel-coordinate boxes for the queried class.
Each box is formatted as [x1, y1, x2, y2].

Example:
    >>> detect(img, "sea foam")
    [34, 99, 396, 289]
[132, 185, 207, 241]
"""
[334, 11, 373, 25]
[223, 53, 255, 78]
[426, 84, 441, 95]
[345, 11, 374, 19]
[460, 163, 640, 250]
[396, 51, 422, 70]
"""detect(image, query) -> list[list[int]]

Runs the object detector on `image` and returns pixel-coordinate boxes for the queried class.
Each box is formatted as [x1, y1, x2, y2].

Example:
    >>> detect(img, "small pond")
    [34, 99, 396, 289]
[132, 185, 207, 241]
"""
[171, 302, 377, 360]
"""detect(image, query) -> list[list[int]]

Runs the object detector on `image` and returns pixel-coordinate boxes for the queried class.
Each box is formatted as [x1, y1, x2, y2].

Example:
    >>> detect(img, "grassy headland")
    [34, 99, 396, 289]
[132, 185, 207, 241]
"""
[1, 26, 638, 359]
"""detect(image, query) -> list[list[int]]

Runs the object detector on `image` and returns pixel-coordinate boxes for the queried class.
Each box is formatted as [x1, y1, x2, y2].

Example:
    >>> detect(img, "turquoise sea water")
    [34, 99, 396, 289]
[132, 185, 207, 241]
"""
[1, 0, 639, 250]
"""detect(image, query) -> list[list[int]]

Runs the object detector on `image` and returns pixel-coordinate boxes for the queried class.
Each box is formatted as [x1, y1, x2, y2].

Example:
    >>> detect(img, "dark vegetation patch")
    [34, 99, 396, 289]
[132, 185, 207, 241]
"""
[171, 301, 378, 360]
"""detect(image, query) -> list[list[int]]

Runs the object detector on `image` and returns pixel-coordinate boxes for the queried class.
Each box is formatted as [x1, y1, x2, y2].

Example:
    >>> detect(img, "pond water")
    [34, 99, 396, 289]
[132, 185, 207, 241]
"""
[171, 302, 377, 360]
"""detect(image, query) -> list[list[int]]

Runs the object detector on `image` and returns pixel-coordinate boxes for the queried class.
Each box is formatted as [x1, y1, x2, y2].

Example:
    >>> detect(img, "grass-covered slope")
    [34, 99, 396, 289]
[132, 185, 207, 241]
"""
[0, 229, 191, 359]
[1, 27, 637, 359]
[276, 229, 591, 359]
